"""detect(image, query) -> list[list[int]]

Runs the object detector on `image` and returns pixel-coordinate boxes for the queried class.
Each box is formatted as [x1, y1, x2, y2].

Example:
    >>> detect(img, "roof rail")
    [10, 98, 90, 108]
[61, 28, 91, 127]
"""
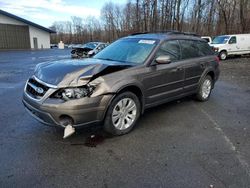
[181, 32, 200, 37]
[130, 32, 149, 35]
[162, 30, 200, 36]
[130, 30, 200, 37]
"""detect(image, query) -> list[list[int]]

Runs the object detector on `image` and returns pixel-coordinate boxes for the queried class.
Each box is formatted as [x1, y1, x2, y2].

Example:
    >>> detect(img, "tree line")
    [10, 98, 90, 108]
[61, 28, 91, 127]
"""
[50, 0, 250, 44]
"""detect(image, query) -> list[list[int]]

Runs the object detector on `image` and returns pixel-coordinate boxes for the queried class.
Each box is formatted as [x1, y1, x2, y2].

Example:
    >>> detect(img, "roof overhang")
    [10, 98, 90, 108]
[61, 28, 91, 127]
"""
[0, 9, 56, 33]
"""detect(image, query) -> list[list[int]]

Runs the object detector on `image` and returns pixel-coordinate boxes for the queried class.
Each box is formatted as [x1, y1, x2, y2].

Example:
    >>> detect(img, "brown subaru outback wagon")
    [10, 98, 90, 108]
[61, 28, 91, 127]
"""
[23, 32, 220, 135]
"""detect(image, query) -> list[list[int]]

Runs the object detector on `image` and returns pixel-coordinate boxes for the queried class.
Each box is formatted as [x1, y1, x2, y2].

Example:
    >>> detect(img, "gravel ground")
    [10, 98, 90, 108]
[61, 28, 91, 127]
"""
[220, 56, 250, 88]
[0, 50, 249, 188]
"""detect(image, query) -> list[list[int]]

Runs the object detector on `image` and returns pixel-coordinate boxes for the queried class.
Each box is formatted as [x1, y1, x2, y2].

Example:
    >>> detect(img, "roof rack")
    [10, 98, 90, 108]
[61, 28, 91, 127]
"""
[181, 32, 200, 37]
[130, 32, 149, 36]
[130, 30, 200, 37]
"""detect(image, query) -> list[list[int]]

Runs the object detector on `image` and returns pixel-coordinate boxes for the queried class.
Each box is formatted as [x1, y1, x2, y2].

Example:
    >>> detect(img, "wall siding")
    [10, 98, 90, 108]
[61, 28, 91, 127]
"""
[0, 14, 51, 49]
[0, 23, 30, 49]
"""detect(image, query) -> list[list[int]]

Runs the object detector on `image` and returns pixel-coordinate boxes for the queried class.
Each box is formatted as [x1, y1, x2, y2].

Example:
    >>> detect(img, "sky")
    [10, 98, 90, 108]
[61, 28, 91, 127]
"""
[0, 0, 127, 28]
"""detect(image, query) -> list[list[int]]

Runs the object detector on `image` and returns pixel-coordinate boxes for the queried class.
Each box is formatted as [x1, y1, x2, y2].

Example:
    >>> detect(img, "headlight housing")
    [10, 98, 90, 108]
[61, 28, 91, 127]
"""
[52, 85, 96, 101]
[213, 47, 219, 52]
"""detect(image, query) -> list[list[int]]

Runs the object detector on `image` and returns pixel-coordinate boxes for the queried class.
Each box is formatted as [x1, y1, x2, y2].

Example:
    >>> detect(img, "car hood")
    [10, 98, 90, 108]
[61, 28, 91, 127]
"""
[34, 58, 133, 87]
[210, 44, 225, 48]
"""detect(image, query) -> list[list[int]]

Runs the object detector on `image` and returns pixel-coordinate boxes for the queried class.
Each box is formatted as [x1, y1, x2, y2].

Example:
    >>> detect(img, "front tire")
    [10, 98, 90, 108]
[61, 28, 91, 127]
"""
[103, 92, 141, 136]
[219, 51, 227, 60]
[196, 75, 213, 101]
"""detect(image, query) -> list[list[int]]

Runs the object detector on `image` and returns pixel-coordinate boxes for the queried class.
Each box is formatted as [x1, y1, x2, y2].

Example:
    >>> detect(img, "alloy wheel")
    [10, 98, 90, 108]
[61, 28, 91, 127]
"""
[201, 79, 212, 99]
[112, 98, 137, 130]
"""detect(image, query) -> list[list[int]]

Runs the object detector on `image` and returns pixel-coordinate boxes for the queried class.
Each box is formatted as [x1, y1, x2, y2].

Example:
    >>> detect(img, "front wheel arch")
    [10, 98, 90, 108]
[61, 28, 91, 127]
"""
[116, 85, 145, 114]
[100, 85, 144, 123]
[103, 91, 141, 135]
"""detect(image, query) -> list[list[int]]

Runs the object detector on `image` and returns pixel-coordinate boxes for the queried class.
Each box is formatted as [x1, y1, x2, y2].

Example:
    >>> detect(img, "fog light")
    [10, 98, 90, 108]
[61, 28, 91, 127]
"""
[59, 115, 74, 127]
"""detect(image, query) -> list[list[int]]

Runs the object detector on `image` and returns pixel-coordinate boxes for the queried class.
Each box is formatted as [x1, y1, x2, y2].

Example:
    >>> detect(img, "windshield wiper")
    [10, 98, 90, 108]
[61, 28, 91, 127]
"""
[96, 58, 131, 64]
[97, 58, 114, 61]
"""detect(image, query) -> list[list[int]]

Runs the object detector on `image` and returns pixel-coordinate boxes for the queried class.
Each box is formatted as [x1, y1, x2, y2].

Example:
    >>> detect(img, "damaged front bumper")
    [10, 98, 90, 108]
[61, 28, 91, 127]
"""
[22, 78, 113, 128]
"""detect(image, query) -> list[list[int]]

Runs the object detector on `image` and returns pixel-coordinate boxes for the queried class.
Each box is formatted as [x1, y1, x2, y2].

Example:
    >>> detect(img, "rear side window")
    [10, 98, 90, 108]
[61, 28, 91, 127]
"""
[197, 41, 215, 56]
[179, 40, 200, 59]
[155, 40, 181, 61]
[180, 40, 214, 59]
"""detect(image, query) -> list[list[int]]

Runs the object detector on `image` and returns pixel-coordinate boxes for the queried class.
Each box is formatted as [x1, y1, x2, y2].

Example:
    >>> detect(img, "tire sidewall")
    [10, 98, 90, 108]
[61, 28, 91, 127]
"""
[219, 51, 227, 60]
[197, 75, 213, 101]
[104, 92, 141, 135]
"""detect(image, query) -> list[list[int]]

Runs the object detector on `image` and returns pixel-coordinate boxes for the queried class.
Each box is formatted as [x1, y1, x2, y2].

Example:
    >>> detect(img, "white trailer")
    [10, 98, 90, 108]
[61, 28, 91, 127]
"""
[210, 34, 250, 60]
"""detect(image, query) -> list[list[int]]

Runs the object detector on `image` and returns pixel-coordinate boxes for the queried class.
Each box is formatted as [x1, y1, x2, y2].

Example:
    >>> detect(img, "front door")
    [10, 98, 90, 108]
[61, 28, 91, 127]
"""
[227, 36, 239, 54]
[141, 40, 185, 106]
[33, 37, 38, 49]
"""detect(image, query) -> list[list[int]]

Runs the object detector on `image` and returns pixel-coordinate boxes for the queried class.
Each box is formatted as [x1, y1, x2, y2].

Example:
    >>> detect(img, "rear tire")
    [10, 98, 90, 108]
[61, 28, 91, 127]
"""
[103, 92, 141, 136]
[196, 75, 213, 102]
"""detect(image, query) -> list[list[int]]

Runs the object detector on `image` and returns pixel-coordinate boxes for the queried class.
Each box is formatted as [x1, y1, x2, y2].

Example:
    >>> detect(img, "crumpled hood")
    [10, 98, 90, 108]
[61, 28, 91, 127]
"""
[34, 58, 133, 87]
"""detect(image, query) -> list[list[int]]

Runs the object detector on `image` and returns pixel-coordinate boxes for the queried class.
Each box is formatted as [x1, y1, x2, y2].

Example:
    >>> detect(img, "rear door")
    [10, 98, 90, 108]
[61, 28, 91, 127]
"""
[179, 40, 208, 92]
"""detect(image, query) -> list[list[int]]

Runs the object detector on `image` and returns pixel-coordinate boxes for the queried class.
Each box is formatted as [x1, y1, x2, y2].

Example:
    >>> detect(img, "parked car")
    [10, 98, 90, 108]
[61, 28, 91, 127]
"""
[50, 44, 58, 49]
[68, 44, 76, 49]
[210, 34, 250, 60]
[23, 32, 220, 136]
[71, 42, 108, 58]
[201, 36, 212, 44]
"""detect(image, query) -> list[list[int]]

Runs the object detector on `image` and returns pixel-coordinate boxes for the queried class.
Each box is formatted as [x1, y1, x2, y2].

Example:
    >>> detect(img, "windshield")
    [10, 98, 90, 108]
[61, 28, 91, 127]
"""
[211, 36, 230, 44]
[93, 38, 158, 64]
[83, 42, 98, 49]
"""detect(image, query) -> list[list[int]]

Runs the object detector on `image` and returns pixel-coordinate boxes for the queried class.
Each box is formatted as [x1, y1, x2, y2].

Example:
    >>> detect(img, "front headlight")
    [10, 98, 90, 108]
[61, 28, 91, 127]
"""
[52, 85, 96, 101]
[213, 47, 219, 52]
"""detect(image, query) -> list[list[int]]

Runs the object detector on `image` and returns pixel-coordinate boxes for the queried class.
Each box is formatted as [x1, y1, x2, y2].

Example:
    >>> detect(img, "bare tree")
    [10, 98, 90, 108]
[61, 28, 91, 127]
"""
[50, 0, 250, 43]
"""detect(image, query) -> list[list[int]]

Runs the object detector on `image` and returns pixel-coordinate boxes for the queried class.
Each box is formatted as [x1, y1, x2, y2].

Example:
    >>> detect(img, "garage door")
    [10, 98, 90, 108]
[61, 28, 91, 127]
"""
[0, 24, 30, 49]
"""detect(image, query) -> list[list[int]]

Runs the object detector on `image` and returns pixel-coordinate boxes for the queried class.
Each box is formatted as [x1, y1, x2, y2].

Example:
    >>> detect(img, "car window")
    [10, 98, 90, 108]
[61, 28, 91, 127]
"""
[197, 41, 215, 56]
[155, 40, 181, 61]
[84, 42, 98, 49]
[203, 38, 210, 43]
[100, 44, 106, 49]
[179, 40, 200, 59]
[211, 36, 230, 44]
[229, 36, 236, 44]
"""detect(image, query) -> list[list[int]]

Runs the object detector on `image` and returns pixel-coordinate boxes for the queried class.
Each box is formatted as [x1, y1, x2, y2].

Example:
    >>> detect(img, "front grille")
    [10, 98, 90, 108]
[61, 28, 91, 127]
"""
[26, 78, 49, 99]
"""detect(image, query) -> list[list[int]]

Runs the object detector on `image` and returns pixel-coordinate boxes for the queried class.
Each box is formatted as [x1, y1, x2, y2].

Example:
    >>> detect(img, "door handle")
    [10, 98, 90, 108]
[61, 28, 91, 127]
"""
[171, 67, 183, 72]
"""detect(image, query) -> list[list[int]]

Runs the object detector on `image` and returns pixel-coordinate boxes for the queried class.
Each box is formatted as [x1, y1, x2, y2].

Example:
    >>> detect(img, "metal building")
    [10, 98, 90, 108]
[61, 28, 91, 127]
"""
[0, 9, 55, 49]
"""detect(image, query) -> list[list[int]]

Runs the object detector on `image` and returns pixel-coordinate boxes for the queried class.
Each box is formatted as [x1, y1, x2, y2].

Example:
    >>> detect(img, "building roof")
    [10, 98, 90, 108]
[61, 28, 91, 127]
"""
[0, 9, 56, 33]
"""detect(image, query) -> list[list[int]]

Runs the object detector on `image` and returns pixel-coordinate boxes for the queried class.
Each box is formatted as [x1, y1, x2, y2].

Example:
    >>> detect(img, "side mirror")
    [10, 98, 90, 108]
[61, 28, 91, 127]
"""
[155, 55, 171, 64]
